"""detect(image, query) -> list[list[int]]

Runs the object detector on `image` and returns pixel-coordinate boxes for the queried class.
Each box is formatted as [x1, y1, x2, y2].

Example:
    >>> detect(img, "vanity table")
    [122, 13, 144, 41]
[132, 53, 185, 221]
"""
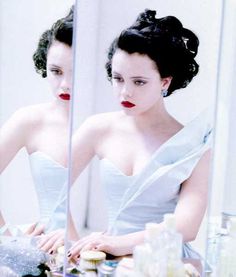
[63, 257, 203, 277]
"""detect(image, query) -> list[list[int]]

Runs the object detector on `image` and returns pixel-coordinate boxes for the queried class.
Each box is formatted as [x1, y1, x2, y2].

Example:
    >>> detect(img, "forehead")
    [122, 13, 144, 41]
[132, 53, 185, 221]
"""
[47, 40, 72, 64]
[111, 49, 159, 75]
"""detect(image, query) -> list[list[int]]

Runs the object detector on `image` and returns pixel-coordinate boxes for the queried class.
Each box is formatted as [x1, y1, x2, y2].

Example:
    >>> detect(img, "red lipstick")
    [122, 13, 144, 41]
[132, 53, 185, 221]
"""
[121, 101, 135, 108]
[59, 93, 70, 101]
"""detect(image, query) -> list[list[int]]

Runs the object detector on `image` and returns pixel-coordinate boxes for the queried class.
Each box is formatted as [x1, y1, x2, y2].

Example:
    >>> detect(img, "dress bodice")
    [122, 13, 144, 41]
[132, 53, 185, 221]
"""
[29, 151, 68, 232]
[100, 111, 212, 258]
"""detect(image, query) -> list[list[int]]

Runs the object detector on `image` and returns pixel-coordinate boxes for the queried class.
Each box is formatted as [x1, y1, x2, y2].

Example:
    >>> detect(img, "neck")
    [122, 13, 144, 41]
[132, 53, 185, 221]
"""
[52, 99, 70, 120]
[132, 100, 173, 130]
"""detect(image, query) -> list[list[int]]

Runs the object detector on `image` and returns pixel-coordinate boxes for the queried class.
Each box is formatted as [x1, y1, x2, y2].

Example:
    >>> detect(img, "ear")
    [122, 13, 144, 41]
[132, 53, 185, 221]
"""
[161, 76, 172, 90]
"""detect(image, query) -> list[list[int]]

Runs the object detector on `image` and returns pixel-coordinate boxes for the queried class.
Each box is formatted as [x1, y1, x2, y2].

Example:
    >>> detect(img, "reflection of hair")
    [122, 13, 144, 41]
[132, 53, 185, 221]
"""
[33, 6, 74, 78]
[106, 9, 199, 96]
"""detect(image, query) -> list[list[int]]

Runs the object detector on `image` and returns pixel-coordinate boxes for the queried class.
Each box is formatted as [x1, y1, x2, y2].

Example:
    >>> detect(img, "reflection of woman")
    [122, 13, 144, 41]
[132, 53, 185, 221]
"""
[0, 7, 76, 243]
[68, 10, 212, 259]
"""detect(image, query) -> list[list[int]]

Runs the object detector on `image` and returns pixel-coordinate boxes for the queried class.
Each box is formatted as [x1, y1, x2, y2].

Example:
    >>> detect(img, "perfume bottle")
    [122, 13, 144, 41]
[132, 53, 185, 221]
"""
[133, 222, 166, 277]
[162, 213, 185, 277]
[216, 218, 236, 276]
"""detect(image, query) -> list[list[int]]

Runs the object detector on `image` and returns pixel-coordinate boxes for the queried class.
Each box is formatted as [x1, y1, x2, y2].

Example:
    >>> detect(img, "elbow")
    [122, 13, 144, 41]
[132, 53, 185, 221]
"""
[182, 230, 198, 243]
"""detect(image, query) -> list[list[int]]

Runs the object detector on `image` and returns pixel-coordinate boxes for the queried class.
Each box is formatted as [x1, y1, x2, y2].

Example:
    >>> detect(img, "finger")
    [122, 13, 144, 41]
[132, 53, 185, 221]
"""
[49, 237, 65, 254]
[67, 233, 104, 259]
[30, 224, 45, 236]
[25, 222, 38, 235]
[38, 230, 61, 247]
[38, 233, 60, 252]
[68, 241, 99, 262]
[44, 230, 65, 253]
[68, 239, 93, 259]
[96, 243, 111, 254]
[80, 241, 98, 252]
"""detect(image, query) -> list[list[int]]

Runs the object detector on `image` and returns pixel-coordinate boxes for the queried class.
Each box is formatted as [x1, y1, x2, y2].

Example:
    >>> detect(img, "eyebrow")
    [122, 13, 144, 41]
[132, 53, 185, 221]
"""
[48, 64, 61, 68]
[112, 71, 150, 79]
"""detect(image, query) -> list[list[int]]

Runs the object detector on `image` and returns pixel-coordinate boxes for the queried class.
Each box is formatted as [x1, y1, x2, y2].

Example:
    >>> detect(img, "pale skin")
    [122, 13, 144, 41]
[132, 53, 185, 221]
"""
[67, 49, 211, 259]
[0, 40, 78, 251]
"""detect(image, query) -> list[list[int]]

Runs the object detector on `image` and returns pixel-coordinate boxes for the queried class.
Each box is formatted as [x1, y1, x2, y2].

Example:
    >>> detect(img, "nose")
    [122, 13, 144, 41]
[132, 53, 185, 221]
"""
[120, 84, 132, 98]
[61, 74, 72, 92]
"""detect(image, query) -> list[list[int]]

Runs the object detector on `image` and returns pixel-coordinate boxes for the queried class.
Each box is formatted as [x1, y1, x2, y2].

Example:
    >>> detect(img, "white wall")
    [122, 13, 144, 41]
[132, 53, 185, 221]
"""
[72, 0, 223, 253]
[0, 0, 74, 224]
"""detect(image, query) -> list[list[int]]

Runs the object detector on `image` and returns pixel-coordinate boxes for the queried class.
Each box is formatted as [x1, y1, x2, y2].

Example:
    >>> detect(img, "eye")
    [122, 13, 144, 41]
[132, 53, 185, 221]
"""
[50, 68, 62, 75]
[134, 80, 146, 86]
[112, 76, 124, 83]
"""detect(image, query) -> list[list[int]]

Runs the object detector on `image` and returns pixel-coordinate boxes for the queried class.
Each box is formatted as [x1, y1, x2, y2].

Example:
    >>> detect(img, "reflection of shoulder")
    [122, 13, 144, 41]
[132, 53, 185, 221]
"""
[13, 103, 49, 127]
[84, 111, 121, 132]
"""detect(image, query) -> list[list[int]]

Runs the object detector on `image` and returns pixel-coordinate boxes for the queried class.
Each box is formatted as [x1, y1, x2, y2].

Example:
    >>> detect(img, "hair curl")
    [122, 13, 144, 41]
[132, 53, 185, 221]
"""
[33, 6, 74, 78]
[106, 9, 199, 96]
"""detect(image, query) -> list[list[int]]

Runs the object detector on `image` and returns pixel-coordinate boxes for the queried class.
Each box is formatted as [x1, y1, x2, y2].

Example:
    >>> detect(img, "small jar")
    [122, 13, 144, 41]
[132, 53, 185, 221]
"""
[80, 250, 106, 271]
[97, 261, 118, 277]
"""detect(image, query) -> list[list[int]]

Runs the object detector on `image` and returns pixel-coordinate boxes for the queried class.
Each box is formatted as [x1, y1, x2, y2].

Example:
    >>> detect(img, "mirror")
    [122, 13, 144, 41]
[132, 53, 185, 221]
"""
[0, 1, 74, 275]
[205, 0, 236, 274]
[69, 0, 223, 269]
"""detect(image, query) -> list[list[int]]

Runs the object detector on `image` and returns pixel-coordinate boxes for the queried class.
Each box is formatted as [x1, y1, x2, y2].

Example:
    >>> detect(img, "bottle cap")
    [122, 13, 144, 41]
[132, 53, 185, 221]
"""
[164, 213, 176, 230]
[145, 222, 161, 241]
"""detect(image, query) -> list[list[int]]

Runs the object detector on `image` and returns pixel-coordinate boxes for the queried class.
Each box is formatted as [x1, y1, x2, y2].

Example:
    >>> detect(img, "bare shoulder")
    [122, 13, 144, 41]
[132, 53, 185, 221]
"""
[8, 103, 50, 127]
[81, 111, 122, 134]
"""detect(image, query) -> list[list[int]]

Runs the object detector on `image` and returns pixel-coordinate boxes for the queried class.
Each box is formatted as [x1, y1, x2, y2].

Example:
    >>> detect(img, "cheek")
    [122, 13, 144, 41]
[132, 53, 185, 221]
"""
[47, 76, 58, 88]
[112, 83, 121, 94]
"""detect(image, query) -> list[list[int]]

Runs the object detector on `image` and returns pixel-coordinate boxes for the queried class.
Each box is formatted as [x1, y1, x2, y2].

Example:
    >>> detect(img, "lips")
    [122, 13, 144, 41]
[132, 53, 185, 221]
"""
[59, 93, 70, 101]
[121, 101, 136, 108]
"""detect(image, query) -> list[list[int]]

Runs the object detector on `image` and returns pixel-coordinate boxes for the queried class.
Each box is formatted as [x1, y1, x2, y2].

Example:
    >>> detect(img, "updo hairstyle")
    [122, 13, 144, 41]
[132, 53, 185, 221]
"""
[106, 9, 199, 96]
[33, 6, 73, 78]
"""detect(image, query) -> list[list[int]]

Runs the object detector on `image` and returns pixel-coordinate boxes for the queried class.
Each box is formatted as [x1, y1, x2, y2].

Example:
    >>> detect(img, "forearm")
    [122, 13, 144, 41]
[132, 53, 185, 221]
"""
[174, 204, 206, 243]
[119, 230, 146, 255]
[67, 212, 79, 241]
[0, 211, 10, 235]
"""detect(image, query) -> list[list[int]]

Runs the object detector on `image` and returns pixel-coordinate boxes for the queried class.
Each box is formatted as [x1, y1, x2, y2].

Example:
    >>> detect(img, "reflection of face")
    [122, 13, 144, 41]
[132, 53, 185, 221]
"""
[111, 49, 169, 115]
[46, 40, 72, 102]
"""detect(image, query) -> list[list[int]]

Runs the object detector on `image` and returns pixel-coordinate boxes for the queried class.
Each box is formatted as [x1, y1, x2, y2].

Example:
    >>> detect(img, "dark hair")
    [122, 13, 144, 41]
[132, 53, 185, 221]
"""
[33, 6, 74, 78]
[106, 9, 199, 96]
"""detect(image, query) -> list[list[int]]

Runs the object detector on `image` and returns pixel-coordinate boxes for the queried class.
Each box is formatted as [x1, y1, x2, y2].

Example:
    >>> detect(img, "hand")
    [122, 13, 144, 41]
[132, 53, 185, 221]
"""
[37, 229, 65, 254]
[24, 222, 45, 236]
[68, 232, 132, 260]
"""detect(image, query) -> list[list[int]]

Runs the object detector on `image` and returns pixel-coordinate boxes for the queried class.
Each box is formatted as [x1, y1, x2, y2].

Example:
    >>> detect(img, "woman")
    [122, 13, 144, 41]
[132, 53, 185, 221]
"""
[68, 9, 212, 259]
[0, 7, 77, 248]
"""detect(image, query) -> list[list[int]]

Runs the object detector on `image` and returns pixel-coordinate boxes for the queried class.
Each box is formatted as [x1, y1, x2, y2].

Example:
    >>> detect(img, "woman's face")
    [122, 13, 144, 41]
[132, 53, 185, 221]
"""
[46, 40, 72, 102]
[111, 49, 171, 115]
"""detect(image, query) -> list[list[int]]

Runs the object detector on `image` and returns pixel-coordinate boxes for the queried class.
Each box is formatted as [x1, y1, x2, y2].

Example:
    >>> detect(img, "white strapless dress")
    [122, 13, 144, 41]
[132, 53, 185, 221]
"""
[7, 152, 67, 236]
[100, 110, 212, 258]
[28, 151, 68, 233]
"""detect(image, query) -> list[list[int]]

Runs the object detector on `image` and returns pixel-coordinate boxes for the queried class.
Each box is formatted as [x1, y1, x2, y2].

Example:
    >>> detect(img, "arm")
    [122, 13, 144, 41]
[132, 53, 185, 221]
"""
[71, 116, 100, 183]
[68, 150, 211, 258]
[0, 108, 30, 234]
[0, 108, 29, 173]
[174, 149, 211, 242]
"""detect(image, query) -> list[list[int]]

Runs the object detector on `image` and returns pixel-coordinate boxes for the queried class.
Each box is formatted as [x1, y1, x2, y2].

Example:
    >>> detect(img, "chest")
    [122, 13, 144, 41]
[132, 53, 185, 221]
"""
[27, 123, 69, 167]
[98, 132, 169, 176]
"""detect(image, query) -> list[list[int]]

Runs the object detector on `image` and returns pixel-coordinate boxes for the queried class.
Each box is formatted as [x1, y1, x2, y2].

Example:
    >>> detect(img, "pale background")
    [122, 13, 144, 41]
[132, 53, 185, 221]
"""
[1, 0, 235, 260]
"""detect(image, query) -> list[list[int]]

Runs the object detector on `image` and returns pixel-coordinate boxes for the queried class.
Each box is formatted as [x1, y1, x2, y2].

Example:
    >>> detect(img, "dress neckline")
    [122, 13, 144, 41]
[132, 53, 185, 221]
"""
[100, 110, 210, 178]
[100, 122, 187, 178]
[29, 151, 67, 169]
